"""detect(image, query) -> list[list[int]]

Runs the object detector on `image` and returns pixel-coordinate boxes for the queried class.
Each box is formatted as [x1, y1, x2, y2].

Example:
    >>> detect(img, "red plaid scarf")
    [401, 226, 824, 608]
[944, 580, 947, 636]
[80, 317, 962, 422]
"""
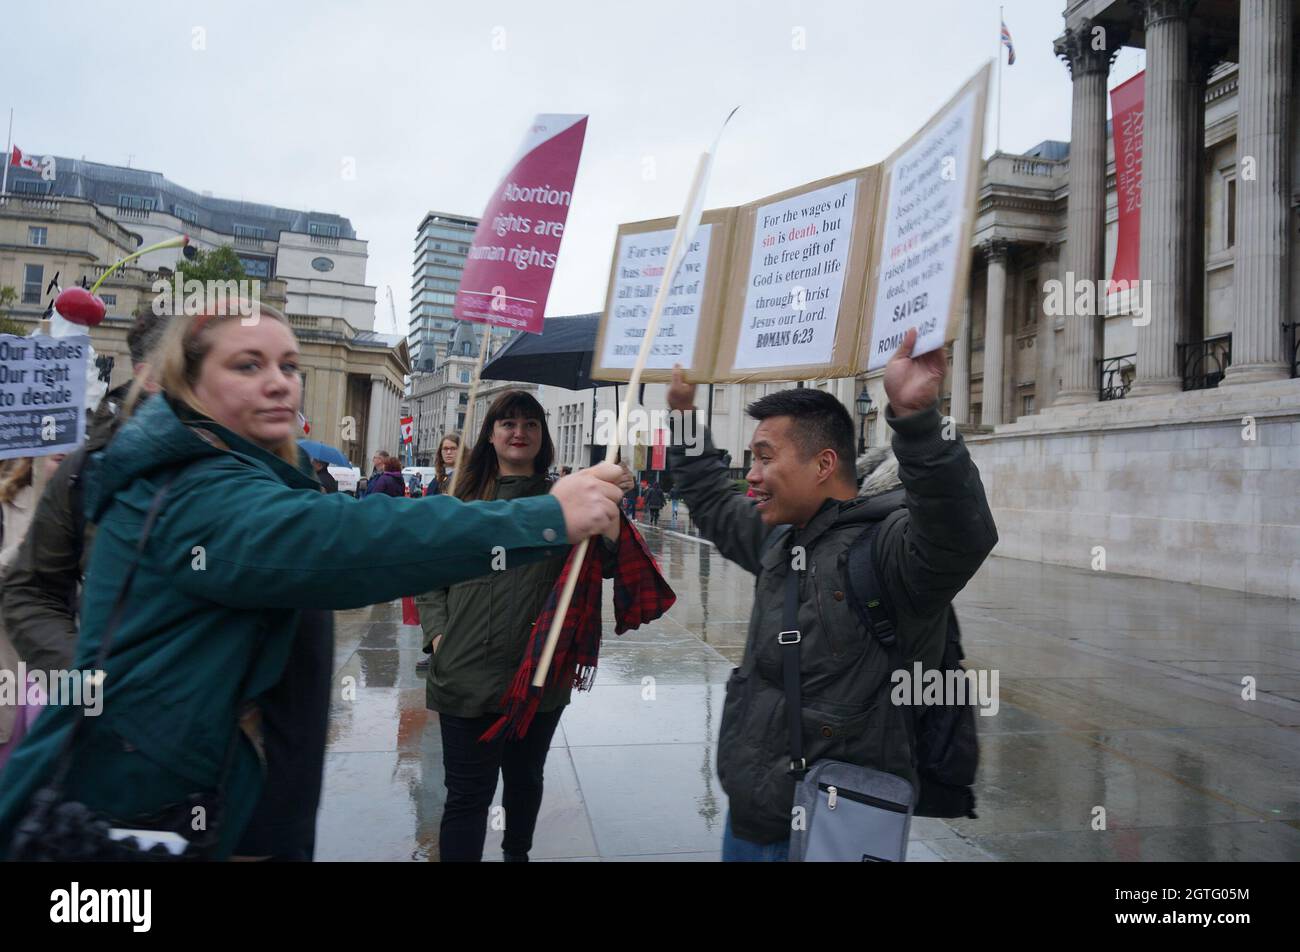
[480, 513, 676, 741]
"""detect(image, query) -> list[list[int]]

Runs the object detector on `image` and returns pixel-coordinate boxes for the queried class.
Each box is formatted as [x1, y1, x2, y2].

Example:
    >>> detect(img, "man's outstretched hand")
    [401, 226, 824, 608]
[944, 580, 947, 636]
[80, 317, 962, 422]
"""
[667, 364, 697, 413]
[883, 327, 947, 416]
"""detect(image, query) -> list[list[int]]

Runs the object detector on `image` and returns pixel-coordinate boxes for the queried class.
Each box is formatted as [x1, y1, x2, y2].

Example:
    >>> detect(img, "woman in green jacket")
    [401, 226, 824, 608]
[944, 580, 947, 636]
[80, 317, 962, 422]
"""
[0, 304, 624, 860]
[418, 390, 631, 862]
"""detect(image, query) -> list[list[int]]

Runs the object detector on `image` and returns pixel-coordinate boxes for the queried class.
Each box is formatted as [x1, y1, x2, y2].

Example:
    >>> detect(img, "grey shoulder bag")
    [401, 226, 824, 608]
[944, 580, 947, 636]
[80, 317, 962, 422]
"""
[782, 565, 915, 862]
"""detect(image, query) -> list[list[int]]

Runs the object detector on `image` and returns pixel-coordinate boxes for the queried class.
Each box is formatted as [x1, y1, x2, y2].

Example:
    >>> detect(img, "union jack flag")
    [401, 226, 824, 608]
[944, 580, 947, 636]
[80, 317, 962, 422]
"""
[1001, 20, 1016, 65]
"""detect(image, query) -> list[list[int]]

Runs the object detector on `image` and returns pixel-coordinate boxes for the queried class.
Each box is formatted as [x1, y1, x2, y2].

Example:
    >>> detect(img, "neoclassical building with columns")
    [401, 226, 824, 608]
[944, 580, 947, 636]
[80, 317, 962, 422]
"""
[944, 0, 1299, 600]
[541, 1, 1298, 598]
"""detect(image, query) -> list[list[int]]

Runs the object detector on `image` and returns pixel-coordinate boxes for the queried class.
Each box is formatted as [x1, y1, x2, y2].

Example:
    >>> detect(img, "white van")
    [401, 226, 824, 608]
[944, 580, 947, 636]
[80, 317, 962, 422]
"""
[402, 466, 440, 493]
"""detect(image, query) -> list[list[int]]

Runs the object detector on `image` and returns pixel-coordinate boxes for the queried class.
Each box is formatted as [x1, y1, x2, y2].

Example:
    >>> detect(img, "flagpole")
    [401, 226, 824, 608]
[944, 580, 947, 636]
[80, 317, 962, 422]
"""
[2, 108, 13, 196]
[997, 7, 1003, 155]
[530, 150, 713, 691]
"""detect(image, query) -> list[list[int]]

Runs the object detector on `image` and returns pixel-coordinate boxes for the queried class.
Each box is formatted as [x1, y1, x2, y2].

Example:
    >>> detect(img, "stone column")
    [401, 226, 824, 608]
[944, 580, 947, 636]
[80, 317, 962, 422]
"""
[1291, 44, 1300, 339]
[1184, 39, 1223, 351]
[1131, 0, 1194, 396]
[981, 240, 1009, 427]
[1036, 243, 1062, 409]
[1224, 0, 1292, 384]
[386, 385, 398, 459]
[1053, 21, 1121, 404]
[951, 292, 972, 423]
[365, 377, 386, 463]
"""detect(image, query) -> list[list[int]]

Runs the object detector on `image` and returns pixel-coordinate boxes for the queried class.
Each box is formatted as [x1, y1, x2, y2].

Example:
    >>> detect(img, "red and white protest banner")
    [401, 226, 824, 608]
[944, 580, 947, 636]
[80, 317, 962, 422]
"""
[1109, 71, 1143, 292]
[651, 428, 667, 471]
[453, 115, 588, 334]
[400, 416, 414, 444]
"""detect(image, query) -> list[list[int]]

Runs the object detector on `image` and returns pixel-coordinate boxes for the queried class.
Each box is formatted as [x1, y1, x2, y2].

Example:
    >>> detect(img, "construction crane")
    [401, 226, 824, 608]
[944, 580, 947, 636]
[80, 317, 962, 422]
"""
[385, 285, 399, 336]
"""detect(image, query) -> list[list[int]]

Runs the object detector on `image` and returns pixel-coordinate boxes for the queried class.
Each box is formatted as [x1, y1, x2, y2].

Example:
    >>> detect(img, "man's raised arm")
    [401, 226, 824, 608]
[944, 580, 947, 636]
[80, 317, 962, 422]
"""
[664, 366, 770, 576]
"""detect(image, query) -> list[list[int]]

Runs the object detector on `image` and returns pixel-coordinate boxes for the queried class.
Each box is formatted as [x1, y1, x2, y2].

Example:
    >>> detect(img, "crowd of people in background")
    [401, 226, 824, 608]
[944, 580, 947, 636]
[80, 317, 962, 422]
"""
[349, 442, 686, 528]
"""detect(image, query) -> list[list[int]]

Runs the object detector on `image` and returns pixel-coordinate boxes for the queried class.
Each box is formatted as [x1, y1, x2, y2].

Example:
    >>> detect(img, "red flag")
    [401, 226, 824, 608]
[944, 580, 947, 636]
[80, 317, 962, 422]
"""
[10, 147, 41, 171]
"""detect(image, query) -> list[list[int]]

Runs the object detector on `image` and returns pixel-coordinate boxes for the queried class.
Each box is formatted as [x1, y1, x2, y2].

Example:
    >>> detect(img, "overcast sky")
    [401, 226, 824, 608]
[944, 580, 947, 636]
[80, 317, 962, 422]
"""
[8, 0, 1145, 335]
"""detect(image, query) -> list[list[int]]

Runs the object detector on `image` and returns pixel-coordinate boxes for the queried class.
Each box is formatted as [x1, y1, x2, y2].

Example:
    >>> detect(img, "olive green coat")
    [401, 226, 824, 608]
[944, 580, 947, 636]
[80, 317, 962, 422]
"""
[418, 474, 573, 718]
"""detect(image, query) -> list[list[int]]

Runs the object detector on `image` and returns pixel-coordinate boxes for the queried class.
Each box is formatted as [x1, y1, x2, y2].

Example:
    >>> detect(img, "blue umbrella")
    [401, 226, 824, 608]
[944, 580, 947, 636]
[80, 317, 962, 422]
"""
[299, 439, 350, 467]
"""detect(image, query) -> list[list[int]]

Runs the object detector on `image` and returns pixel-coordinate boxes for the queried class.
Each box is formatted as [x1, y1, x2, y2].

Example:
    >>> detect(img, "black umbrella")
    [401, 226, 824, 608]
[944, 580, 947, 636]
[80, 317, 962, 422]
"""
[480, 313, 612, 391]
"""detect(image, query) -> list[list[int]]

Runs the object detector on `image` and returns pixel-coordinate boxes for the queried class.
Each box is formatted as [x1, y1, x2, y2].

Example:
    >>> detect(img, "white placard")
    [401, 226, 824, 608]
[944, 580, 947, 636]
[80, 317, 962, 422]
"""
[866, 88, 978, 370]
[601, 224, 713, 370]
[733, 178, 856, 370]
[0, 334, 88, 460]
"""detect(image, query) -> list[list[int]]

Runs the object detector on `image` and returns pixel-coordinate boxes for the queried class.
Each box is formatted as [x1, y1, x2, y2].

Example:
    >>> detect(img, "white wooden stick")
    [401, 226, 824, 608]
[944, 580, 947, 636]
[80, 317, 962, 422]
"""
[532, 153, 713, 688]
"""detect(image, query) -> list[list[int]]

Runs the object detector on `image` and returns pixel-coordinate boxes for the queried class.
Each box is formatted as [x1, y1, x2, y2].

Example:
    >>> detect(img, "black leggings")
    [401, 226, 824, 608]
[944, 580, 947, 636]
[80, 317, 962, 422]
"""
[437, 707, 563, 861]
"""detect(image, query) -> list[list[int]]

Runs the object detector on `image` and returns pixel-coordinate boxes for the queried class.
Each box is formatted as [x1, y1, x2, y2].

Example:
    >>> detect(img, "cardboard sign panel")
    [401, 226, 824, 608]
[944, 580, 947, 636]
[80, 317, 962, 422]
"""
[0, 335, 88, 460]
[593, 65, 990, 384]
[592, 206, 736, 384]
[713, 166, 880, 382]
[862, 63, 991, 371]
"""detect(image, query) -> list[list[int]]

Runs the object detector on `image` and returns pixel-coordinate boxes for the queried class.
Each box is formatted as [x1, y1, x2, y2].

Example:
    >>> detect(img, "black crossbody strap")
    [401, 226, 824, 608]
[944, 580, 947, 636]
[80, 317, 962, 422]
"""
[844, 521, 919, 763]
[47, 470, 178, 790]
[779, 564, 805, 778]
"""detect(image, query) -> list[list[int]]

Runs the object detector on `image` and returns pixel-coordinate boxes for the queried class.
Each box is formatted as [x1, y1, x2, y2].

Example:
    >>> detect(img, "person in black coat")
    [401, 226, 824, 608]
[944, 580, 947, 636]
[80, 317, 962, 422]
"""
[645, 483, 665, 527]
[311, 458, 339, 494]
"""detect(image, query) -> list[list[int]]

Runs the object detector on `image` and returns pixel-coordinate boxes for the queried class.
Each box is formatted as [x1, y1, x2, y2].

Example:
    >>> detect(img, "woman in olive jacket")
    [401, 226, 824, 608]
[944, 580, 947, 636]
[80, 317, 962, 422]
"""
[0, 306, 624, 860]
[417, 392, 631, 862]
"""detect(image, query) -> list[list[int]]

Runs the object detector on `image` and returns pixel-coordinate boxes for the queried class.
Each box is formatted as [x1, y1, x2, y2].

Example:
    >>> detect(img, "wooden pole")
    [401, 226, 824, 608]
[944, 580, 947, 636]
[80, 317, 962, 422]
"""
[532, 153, 712, 688]
[28, 315, 54, 501]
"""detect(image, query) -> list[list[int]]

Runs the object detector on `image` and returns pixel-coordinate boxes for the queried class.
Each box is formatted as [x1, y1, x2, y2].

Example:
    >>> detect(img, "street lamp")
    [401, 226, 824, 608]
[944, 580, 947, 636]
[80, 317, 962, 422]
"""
[856, 387, 873, 455]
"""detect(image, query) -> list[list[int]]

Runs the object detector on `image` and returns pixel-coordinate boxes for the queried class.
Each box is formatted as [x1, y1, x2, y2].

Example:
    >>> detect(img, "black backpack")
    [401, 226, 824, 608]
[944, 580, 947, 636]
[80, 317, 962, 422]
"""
[842, 521, 979, 819]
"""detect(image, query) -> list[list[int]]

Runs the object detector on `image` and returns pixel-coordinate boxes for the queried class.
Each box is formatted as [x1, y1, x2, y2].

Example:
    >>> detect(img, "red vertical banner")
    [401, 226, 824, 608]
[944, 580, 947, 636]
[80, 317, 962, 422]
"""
[1109, 72, 1144, 291]
[454, 114, 588, 334]
[651, 428, 666, 470]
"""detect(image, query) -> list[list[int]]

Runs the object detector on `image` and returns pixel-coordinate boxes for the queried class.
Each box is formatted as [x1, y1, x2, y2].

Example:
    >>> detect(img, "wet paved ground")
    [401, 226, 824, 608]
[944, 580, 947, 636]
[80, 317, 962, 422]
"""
[317, 515, 1300, 861]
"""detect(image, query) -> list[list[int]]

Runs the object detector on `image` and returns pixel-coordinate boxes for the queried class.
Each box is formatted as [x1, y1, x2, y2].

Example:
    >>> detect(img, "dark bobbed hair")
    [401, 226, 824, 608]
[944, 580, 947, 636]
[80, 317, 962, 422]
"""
[455, 389, 554, 501]
[746, 388, 856, 484]
[127, 307, 168, 365]
[383, 456, 404, 473]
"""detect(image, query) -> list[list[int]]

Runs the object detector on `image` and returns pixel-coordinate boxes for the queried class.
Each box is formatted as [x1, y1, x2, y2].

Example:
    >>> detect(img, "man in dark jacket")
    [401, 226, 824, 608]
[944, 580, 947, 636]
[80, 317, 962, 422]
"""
[665, 328, 997, 860]
[1, 310, 165, 671]
[645, 482, 665, 527]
